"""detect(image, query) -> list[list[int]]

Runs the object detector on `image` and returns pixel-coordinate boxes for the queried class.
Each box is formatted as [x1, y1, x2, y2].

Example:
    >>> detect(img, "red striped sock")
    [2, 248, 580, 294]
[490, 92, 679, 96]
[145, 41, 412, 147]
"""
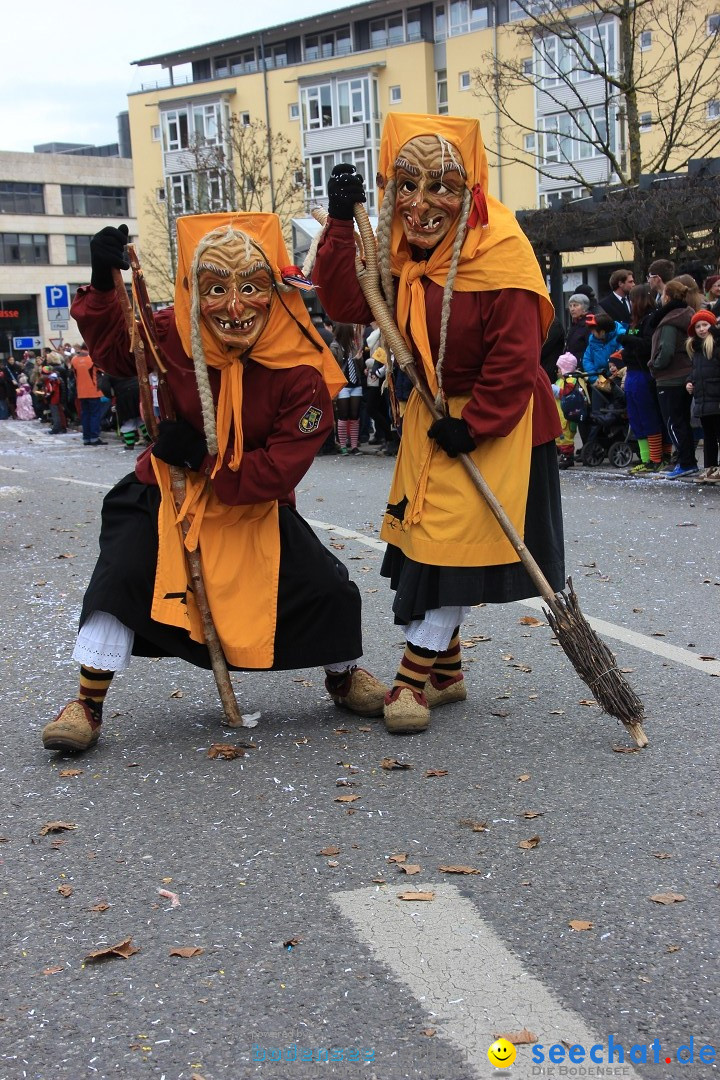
[337, 419, 348, 448]
[393, 642, 437, 694]
[348, 419, 360, 449]
[431, 628, 462, 686]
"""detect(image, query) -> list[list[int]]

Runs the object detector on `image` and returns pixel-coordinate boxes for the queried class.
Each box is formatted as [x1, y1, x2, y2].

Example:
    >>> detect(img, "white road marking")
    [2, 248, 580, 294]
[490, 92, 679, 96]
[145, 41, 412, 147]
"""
[333, 883, 642, 1080]
[308, 519, 720, 678]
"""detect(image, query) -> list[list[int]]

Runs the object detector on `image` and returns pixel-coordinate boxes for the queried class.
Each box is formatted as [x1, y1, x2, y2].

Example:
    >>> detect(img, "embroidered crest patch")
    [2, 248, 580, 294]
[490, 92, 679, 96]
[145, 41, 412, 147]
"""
[299, 405, 323, 433]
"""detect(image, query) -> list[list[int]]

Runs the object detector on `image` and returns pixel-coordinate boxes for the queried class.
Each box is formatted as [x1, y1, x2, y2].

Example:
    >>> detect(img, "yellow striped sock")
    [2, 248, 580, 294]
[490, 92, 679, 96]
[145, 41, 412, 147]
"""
[78, 666, 114, 720]
[392, 643, 437, 693]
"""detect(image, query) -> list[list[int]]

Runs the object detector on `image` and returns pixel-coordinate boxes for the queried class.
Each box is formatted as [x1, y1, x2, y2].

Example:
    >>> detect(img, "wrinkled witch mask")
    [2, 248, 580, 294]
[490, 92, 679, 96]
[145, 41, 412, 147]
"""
[197, 234, 274, 351]
[394, 135, 467, 250]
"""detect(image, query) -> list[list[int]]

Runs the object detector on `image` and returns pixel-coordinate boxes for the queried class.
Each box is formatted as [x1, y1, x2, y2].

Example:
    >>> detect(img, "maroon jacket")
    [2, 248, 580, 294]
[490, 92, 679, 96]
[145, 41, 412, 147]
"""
[71, 286, 333, 508]
[313, 218, 560, 446]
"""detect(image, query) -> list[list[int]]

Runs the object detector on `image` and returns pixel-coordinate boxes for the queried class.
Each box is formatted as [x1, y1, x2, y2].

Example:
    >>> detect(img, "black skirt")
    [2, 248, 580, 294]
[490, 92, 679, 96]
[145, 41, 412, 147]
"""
[80, 475, 362, 670]
[381, 441, 565, 624]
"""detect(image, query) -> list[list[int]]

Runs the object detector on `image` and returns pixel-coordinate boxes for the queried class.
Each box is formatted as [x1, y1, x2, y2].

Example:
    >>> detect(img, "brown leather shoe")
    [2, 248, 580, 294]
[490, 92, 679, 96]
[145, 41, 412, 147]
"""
[383, 686, 430, 734]
[326, 667, 389, 717]
[42, 700, 101, 752]
[424, 672, 467, 709]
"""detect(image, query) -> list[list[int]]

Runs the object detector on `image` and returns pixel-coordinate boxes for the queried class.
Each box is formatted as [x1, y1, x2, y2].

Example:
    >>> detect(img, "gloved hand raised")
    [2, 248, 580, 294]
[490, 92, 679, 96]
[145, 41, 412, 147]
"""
[90, 224, 130, 292]
[427, 416, 476, 458]
[151, 419, 208, 471]
[327, 164, 366, 221]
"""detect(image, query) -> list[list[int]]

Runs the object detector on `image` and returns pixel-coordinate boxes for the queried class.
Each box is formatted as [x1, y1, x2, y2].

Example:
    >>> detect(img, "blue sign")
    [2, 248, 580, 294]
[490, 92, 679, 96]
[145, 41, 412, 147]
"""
[45, 285, 69, 308]
[13, 336, 43, 350]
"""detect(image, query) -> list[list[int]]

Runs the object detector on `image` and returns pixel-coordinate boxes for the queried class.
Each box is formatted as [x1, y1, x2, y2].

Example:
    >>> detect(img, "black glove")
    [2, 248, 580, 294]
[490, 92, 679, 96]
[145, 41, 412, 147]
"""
[327, 164, 366, 221]
[90, 224, 129, 291]
[427, 416, 476, 458]
[152, 419, 208, 471]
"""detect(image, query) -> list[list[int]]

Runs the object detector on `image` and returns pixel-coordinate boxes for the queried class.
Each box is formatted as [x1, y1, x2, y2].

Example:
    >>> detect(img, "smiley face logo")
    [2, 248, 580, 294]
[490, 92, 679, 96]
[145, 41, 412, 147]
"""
[487, 1038, 517, 1068]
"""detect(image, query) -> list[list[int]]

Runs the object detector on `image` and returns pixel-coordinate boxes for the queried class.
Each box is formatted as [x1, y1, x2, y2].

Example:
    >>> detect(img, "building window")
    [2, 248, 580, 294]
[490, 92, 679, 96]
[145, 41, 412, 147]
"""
[639, 112, 652, 132]
[263, 43, 288, 68]
[337, 78, 368, 125]
[162, 108, 190, 151]
[639, 30, 652, 49]
[370, 13, 405, 47]
[0, 182, 44, 215]
[306, 148, 376, 210]
[289, 102, 300, 120]
[214, 50, 256, 76]
[151, 125, 161, 142]
[524, 132, 536, 152]
[539, 106, 614, 163]
[407, 8, 422, 40]
[434, 4, 447, 40]
[240, 112, 251, 126]
[436, 69, 448, 114]
[0, 233, 49, 265]
[448, 0, 489, 35]
[65, 235, 93, 265]
[390, 84, 402, 103]
[708, 100, 720, 119]
[301, 84, 333, 129]
[459, 71, 471, 90]
[193, 103, 222, 144]
[537, 22, 615, 87]
[707, 13, 720, 32]
[522, 56, 533, 74]
[539, 187, 584, 208]
[304, 26, 351, 61]
[61, 185, 129, 216]
[168, 174, 194, 213]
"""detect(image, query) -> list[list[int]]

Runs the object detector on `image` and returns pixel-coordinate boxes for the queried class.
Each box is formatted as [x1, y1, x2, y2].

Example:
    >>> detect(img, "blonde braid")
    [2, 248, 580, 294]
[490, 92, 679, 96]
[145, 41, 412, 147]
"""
[435, 187, 472, 399]
[376, 179, 397, 312]
[188, 240, 219, 456]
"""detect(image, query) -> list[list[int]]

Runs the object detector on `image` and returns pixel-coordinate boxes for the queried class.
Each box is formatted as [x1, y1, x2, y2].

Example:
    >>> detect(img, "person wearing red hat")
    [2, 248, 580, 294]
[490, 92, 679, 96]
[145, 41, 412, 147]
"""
[685, 310, 720, 481]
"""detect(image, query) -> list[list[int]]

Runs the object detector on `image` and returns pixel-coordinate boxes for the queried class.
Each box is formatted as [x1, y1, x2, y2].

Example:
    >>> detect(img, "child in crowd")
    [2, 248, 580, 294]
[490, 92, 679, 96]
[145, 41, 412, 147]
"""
[15, 375, 36, 420]
[44, 372, 67, 434]
[553, 352, 588, 470]
[685, 310, 720, 482]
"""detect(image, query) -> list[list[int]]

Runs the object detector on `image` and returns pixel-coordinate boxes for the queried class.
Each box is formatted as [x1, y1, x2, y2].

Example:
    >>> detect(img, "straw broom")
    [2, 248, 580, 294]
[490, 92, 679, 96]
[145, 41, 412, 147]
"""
[112, 260, 250, 729]
[312, 205, 648, 748]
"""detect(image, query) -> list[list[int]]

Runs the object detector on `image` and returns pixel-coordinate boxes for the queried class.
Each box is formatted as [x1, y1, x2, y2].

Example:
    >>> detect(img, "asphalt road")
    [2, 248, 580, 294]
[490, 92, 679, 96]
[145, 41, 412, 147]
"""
[0, 419, 718, 1080]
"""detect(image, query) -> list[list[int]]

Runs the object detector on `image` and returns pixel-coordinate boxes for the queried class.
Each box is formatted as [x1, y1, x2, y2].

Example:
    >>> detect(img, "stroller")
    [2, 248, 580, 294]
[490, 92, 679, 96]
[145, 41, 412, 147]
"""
[580, 382, 638, 468]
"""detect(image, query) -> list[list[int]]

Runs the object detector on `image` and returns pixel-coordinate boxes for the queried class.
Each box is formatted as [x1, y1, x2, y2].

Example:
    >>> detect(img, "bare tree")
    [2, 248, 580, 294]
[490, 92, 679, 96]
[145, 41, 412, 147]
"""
[139, 118, 305, 303]
[474, 0, 720, 191]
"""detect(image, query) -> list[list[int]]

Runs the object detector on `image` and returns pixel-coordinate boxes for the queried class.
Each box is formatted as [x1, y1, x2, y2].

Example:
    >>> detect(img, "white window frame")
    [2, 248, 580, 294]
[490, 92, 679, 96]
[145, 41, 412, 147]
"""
[304, 26, 351, 61]
[301, 84, 334, 130]
[337, 78, 367, 126]
[459, 71, 471, 90]
[436, 69, 448, 114]
[369, 12, 406, 48]
[434, 4, 447, 40]
[639, 112, 652, 132]
[539, 106, 614, 164]
[639, 30, 652, 50]
[523, 132, 536, 152]
[192, 102, 222, 146]
[151, 125, 161, 142]
[707, 13, 720, 33]
[390, 84, 402, 103]
[162, 109, 190, 152]
[707, 99, 720, 119]
[289, 102, 300, 120]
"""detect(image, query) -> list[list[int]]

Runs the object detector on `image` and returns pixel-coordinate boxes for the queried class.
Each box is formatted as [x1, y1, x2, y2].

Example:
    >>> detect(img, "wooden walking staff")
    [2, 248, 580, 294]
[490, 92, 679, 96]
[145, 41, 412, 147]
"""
[112, 263, 249, 729]
[312, 204, 648, 747]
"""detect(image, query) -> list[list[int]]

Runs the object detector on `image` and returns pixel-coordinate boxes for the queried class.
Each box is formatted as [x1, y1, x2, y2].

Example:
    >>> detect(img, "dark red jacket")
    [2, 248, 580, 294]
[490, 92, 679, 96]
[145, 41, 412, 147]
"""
[71, 286, 333, 508]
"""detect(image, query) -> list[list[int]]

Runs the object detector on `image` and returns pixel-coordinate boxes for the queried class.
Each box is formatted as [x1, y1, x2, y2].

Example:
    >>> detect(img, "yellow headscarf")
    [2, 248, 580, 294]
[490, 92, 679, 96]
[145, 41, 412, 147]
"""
[174, 212, 345, 475]
[377, 114, 553, 394]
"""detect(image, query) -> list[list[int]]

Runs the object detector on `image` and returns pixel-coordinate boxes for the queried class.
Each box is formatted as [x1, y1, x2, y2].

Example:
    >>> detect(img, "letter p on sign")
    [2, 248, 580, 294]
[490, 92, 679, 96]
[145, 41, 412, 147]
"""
[45, 285, 69, 309]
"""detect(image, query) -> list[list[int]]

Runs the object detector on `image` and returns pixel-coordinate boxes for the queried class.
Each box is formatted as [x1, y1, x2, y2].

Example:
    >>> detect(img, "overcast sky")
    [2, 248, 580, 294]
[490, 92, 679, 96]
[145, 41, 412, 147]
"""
[3, 0, 349, 153]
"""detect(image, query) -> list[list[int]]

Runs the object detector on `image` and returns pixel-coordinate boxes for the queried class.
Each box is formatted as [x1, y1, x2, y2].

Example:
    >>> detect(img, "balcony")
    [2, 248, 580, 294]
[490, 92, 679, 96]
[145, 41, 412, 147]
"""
[303, 122, 367, 157]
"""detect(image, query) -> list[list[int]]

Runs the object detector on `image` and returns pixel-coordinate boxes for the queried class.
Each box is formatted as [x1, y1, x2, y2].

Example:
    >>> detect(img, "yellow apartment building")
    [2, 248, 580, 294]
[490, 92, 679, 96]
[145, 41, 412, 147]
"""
[128, 0, 720, 303]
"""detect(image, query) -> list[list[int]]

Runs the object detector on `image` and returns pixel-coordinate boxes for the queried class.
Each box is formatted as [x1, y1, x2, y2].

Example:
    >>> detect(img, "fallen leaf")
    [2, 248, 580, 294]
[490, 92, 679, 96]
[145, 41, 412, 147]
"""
[372, 877, 386, 884]
[207, 743, 245, 760]
[523, 811, 543, 819]
[421, 1028, 436, 1037]
[519, 835, 541, 850]
[89, 902, 110, 912]
[57, 885, 74, 897]
[424, 769, 448, 778]
[356, 726, 372, 733]
[491, 710, 509, 718]
[666, 944, 681, 953]
[283, 937, 301, 949]
[513, 663, 532, 673]
[651, 631, 666, 637]
[333, 728, 350, 735]
[619, 667, 635, 673]
[388, 853, 407, 863]
[517, 774, 531, 782]
[85, 937, 140, 961]
[56, 553, 76, 559]
[58, 769, 83, 778]
[400, 864, 422, 875]
[612, 745, 642, 753]
[699, 655, 717, 661]
[569, 919, 593, 931]
[318, 846, 340, 856]
[519, 616, 543, 626]
[329, 541, 345, 550]
[638, 975, 652, 983]
[649, 892, 686, 904]
[398, 891, 435, 901]
[459, 819, 489, 832]
[549, 709, 564, 715]
[578, 698, 597, 707]
[495, 1028, 538, 1045]
[501, 653, 514, 661]
[334, 794, 360, 803]
[169, 947, 204, 958]
[438, 865, 482, 875]
[327, 859, 339, 867]
[652, 852, 672, 859]
[43, 966, 64, 975]
[380, 757, 413, 770]
[169, 689, 184, 698]
[40, 821, 77, 835]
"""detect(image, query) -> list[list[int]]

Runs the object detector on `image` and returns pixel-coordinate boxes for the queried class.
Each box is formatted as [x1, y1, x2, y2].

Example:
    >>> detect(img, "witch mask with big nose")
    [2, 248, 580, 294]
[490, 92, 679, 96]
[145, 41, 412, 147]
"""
[197, 236, 274, 352]
[393, 135, 466, 250]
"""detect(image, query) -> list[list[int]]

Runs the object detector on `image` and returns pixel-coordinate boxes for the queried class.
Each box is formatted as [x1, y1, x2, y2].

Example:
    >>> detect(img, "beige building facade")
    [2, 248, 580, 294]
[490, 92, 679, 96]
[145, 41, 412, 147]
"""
[127, 0, 719, 300]
[0, 151, 136, 358]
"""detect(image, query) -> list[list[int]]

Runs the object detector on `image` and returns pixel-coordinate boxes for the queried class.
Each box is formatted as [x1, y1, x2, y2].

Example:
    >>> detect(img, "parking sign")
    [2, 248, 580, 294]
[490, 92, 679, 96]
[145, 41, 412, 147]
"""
[45, 285, 69, 309]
